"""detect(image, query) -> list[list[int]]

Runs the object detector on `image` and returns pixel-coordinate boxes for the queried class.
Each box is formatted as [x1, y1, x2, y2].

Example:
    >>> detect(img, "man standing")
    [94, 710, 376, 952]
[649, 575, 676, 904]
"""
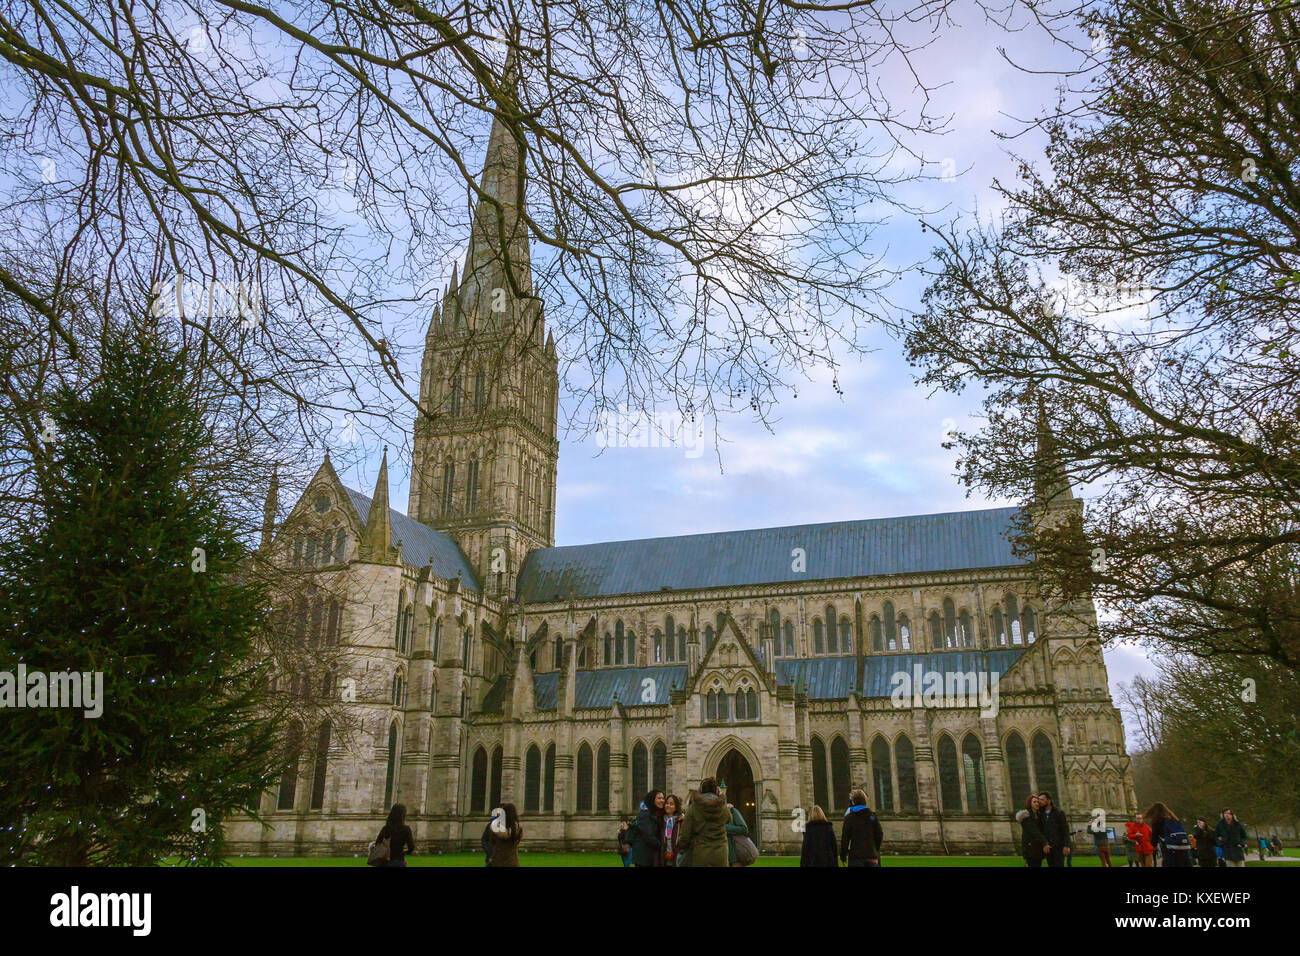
[1037, 791, 1071, 867]
[840, 788, 884, 867]
[1215, 809, 1248, 868]
[1192, 818, 1218, 868]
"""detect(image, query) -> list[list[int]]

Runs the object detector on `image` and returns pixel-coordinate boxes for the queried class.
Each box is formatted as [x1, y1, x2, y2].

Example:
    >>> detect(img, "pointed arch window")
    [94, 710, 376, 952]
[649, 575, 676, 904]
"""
[1006, 594, 1022, 646]
[524, 745, 542, 812]
[1023, 607, 1038, 643]
[768, 609, 780, 654]
[614, 621, 625, 665]
[813, 618, 825, 654]
[310, 722, 331, 811]
[384, 720, 400, 807]
[943, 597, 958, 648]
[654, 629, 665, 663]
[959, 609, 974, 648]
[1006, 732, 1031, 803]
[626, 629, 637, 664]
[490, 745, 503, 810]
[450, 373, 462, 416]
[871, 736, 893, 811]
[466, 458, 480, 513]
[603, 632, 612, 665]
[962, 733, 987, 811]
[896, 735, 919, 811]
[898, 614, 912, 650]
[928, 612, 943, 651]
[870, 615, 883, 652]
[830, 737, 851, 810]
[544, 744, 556, 812]
[553, 635, 563, 670]
[278, 723, 302, 810]
[811, 737, 829, 811]
[596, 743, 611, 812]
[392, 669, 405, 707]
[471, 746, 488, 812]
[1032, 732, 1059, 800]
[839, 617, 853, 654]
[676, 627, 686, 662]
[703, 625, 715, 653]
[664, 616, 675, 659]
[782, 620, 795, 656]
[473, 370, 486, 412]
[576, 743, 593, 812]
[652, 741, 667, 792]
[883, 601, 897, 650]
[334, 528, 346, 563]
[991, 607, 1006, 646]
[326, 601, 341, 646]
[440, 461, 456, 516]
[631, 742, 648, 810]
[937, 735, 961, 811]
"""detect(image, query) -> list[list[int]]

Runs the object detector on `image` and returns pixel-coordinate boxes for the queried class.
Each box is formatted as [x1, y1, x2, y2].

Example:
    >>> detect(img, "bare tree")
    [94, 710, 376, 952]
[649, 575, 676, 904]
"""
[898, 0, 1300, 666]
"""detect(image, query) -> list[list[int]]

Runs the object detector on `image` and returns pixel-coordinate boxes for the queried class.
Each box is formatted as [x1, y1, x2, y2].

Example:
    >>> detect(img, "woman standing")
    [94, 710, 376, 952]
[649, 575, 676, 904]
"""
[374, 804, 416, 868]
[1016, 795, 1049, 868]
[677, 777, 731, 867]
[720, 785, 750, 867]
[663, 795, 684, 866]
[628, 790, 665, 867]
[799, 805, 839, 867]
[487, 803, 523, 867]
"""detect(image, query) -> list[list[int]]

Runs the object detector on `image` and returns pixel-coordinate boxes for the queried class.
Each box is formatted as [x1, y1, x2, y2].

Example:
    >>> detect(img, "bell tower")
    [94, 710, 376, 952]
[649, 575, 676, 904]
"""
[409, 93, 559, 599]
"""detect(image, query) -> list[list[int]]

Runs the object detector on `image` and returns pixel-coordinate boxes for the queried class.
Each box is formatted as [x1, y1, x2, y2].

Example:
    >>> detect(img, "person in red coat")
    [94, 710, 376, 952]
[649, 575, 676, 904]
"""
[1126, 813, 1155, 867]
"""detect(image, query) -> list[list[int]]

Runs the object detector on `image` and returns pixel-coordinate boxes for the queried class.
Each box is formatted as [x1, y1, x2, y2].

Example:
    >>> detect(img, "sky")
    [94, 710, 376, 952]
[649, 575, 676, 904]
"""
[322, 2, 1156, 740]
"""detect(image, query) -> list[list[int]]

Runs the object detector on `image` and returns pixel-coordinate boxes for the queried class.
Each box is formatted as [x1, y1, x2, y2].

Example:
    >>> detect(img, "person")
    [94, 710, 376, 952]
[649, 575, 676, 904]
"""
[1089, 815, 1112, 867]
[1145, 802, 1192, 867]
[1016, 794, 1050, 867]
[840, 788, 884, 867]
[486, 803, 523, 867]
[1119, 825, 1137, 867]
[718, 784, 750, 867]
[1192, 818, 1218, 868]
[374, 803, 415, 868]
[1270, 835, 1282, 857]
[628, 790, 665, 867]
[663, 795, 684, 866]
[1126, 812, 1154, 867]
[1215, 809, 1248, 867]
[799, 804, 839, 866]
[677, 777, 730, 867]
[616, 817, 635, 867]
[1037, 792, 1070, 867]
[1258, 836, 1271, 861]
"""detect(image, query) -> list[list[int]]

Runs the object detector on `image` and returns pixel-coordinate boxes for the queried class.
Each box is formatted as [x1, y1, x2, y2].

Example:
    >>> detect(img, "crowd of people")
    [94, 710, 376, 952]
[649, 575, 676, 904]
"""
[1017, 796, 1274, 868]
[367, 789, 1281, 868]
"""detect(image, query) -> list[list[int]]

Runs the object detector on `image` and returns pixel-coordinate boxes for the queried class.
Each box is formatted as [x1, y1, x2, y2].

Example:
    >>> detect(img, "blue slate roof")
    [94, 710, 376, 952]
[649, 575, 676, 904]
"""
[344, 486, 481, 591]
[517, 506, 1027, 601]
[778, 648, 1027, 699]
[481, 649, 1028, 711]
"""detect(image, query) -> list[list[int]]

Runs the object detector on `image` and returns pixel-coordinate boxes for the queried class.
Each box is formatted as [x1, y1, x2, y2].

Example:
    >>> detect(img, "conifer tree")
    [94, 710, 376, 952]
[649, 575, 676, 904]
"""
[0, 323, 282, 865]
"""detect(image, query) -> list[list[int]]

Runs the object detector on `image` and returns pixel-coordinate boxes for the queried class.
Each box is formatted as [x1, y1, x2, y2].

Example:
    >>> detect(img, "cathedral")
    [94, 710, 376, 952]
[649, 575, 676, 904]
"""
[227, 109, 1137, 857]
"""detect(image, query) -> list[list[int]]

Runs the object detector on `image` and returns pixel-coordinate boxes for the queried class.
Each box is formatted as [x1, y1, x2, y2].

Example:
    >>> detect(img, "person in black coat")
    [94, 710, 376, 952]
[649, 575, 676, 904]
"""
[840, 789, 884, 867]
[375, 803, 416, 868]
[1192, 819, 1218, 868]
[627, 790, 665, 867]
[1036, 792, 1071, 867]
[799, 805, 839, 867]
[1017, 794, 1050, 867]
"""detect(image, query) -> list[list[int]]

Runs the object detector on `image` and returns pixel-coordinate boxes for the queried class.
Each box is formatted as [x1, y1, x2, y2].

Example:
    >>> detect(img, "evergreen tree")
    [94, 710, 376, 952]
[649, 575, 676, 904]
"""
[0, 323, 282, 865]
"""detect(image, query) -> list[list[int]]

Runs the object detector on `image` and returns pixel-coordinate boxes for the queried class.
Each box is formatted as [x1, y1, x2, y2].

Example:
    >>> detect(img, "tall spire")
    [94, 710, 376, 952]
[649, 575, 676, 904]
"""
[1034, 403, 1073, 504]
[359, 447, 397, 563]
[457, 57, 532, 327]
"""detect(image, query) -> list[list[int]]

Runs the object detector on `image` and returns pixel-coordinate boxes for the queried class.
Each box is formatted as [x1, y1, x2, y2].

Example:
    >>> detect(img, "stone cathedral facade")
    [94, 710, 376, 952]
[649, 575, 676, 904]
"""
[227, 112, 1137, 857]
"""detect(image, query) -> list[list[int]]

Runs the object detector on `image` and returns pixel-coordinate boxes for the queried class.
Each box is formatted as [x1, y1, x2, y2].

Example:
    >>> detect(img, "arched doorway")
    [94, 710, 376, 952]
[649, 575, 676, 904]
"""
[716, 749, 757, 845]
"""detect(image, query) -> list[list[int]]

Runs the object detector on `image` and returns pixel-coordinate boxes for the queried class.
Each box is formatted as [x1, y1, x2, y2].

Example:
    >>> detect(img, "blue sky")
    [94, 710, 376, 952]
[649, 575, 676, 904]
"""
[323, 5, 1155, 739]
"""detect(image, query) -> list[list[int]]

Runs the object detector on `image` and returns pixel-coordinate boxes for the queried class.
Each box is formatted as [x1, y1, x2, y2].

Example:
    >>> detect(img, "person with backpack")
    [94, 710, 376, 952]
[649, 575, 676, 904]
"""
[1193, 818, 1218, 868]
[371, 803, 415, 867]
[663, 795, 684, 866]
[799, 805, 839, 866]
[840, 788, 884, 867]
[1145, 803, 1192, 867]
[627, 790, 665, 867]
[677, 777, 730, 867]
[1016, 794, 1050, 867]
[1215, 809, 1248, 867]
[1088, 813, 1113, 867]
[1036, 792, 1070, 867]
[486, 803, 523, 867]
[719, 784, 754, 866]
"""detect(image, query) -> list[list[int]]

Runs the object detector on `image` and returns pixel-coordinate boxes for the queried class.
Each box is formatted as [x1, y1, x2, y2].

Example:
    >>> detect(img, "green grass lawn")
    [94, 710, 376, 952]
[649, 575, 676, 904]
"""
[183, 852, 1296, 867]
